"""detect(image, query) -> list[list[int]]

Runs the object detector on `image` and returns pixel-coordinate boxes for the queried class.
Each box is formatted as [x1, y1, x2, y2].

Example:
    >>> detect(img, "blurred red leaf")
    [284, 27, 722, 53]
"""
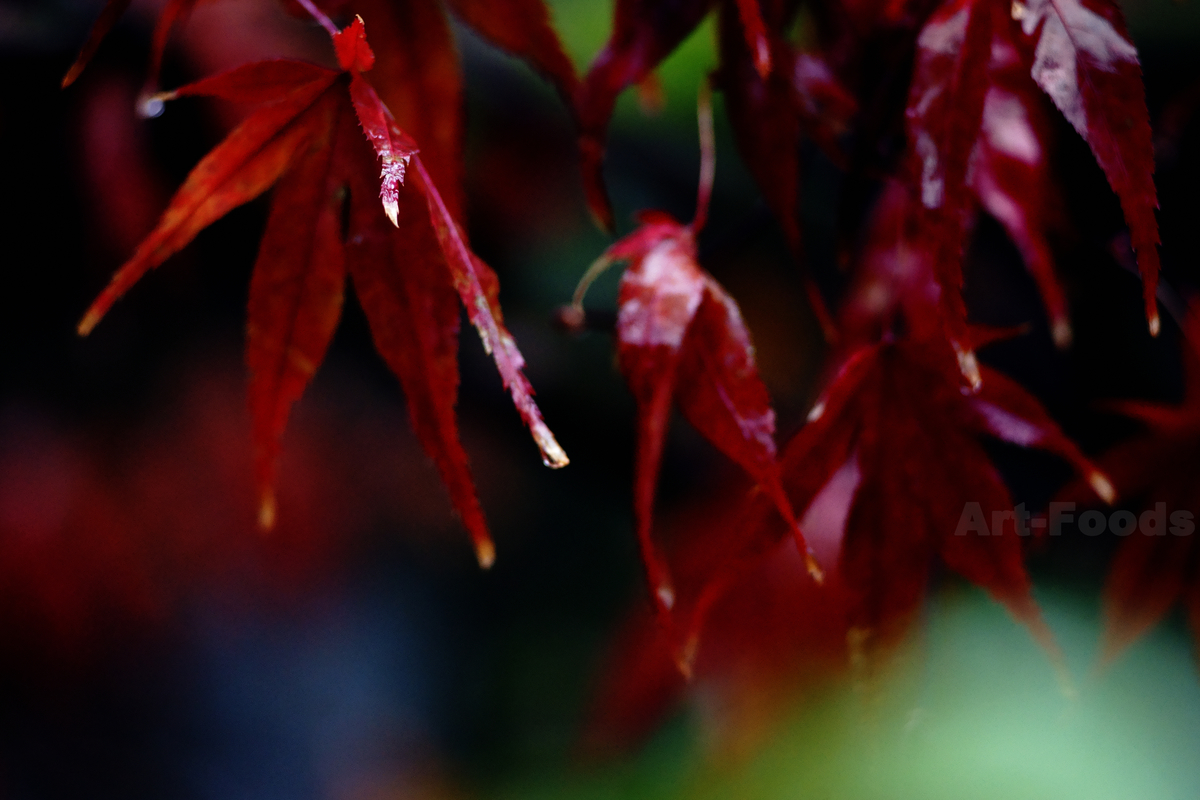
[715, 3, 854, 337]
[62, 0, 133, 89]
[766, 334, 1105, 675]
[1060, 308, 1200, 664]
[584, 487, 847, 757]
[970, 20, 1070, 346]
[904, 0, 997, 367]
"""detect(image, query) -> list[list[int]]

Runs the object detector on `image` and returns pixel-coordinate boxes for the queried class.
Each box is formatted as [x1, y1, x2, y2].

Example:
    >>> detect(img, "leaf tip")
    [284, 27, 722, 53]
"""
[674, 633, 698, 681]
[258, 492, 277, 532]
[380, 158, 409, 227]
[475, 537, 496, 570]
[753, 41, 772, 80]
[1089, 471, 1117, 505]
[1052, 317, 1073, 350]
[332, 14, 376, 73]
[77, 309, 101, 337]
[804, 549, 825, 584]
[955, 345, 982, 393]
[533, 421, 569, 468]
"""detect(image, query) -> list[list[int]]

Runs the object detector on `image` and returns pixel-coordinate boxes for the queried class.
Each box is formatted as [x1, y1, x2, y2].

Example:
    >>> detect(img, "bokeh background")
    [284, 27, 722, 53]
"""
[3, 0, 1200, 797]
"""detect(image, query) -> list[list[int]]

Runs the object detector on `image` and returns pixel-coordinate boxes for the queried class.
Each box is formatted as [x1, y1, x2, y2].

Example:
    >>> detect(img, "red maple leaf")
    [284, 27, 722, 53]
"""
[582, 487, 847, 756]
[969, 17, 1070, 346]
[1015, 0, 1161, 334]
[76, 10, 567, 568]
[679, 180, 1113, 679]
[568, 85, 819, 629]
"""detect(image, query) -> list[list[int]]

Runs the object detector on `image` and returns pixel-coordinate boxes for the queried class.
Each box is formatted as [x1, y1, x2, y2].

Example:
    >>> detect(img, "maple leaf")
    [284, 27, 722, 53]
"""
[773, 336, 1110, 677]
[671, 181, 1115, 681]
[893, 14, 1074, 348]
[903, 0, 999, 376]
[64, 0, 577, 128]
[583, 487, 847, 756]
[568, 84, 818, 627]
[969, 19, 1070, 347]
[1059, 308, 1200, 664]
[76, 11, 567, 568]
[905, 0, 1161, 366]
[1015, 0, 1161, 335]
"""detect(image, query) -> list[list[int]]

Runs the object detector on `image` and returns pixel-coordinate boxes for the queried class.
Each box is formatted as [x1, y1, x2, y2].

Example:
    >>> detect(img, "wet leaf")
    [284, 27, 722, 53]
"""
[79, 14, 566, 566]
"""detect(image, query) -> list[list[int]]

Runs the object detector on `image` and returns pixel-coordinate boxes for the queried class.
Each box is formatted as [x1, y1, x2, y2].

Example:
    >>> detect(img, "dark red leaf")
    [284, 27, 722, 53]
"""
[571, 92, 816, 618]
[443, 0, 580, 104]
[348, 73, 419, 226]
[332, 14, 377, 74]
[1058, 309, 1200, 663]
[716, 6, 801, 254]
[80, 15, 566, 564]
[78, 71, 340, 335]
[1018, 0, 1161, 334]
[338, 104, 497, 565]
[970, 20, 1070, 346]
[576, 0, 715, 229]
[765, 337, 1104, 674]
[62, 0, 133, 89]
[414, 156, 569, 470]
[904, 0, 998, 368]
[715, 6, 840, 338]
[576, 104, 815, 622]
[246, 91, 346, 530]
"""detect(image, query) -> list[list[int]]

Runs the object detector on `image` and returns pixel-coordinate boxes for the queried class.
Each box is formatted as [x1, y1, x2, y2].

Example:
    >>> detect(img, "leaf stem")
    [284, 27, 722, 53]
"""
[691, 78, 716, 233]
[570, 254, 615, 314]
